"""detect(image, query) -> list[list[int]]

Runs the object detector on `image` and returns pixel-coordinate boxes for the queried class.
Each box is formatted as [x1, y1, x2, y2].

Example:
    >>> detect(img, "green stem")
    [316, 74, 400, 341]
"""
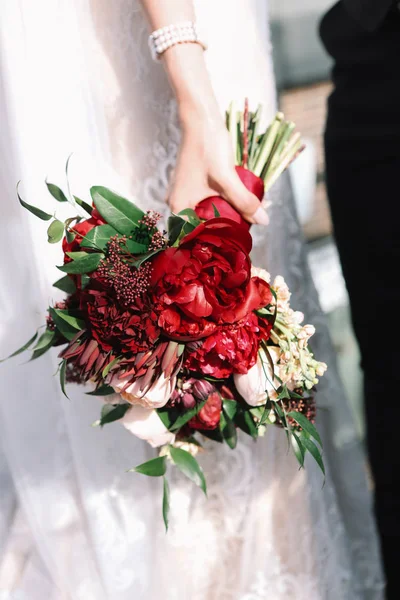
[253, 112, 284, 177]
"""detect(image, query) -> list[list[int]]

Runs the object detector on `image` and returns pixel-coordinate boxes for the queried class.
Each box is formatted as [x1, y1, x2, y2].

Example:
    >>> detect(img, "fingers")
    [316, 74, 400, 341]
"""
[220, 172, 269, 225]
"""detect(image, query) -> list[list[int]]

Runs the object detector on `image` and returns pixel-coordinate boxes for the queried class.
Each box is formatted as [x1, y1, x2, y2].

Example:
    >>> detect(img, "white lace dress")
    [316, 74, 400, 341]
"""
[0, 1, 385, 599]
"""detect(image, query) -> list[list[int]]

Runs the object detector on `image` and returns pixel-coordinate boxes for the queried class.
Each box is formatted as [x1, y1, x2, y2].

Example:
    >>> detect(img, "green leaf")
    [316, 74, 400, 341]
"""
[47, 219, 65, 244]
[287, 411, 322, 447]
[66, 251, 89, 260]
[74, 195, 93, 215]
[168, 214, 185, 246]
[300, 435, 325, 475]
[53, 275, 76, 294]
[259, 399, 272, 426]
[212, 203, 221, 217]
[235, 408, 258, 439]
[65, 229, 76, 243]
[199, 428, 224, 443]
[100, 403, 130, 426]
[124, 239, 149, 255]
[102, 356, 119, 378]
[157, 407, 176, 430]
[178, 208, 201, 226]
[130, 455, 167, 477]
[169, 398, 207, 432]
[81, 224, 119, 250]
[59, 359, 68, 398]
[46, 182, 68, 203]
[86, 384, 116, 397]
[57, 253, 103, 274]
[17, 183, 52, 221]
[32, 328, 56, 353]
[0, 331, 38, 363]
[291, 431, 305, 468]
[91, 186, 144, 234]
[162, 477, 170, 532]
[222, 399, 238, 421]
[169, 446, 207, 495]
[49, 308, 83, 341]
[81, 274, 90, 289]
[51, 309, 85, 332]
[131, 248, 162, 269]
[220, 410, 237, 449]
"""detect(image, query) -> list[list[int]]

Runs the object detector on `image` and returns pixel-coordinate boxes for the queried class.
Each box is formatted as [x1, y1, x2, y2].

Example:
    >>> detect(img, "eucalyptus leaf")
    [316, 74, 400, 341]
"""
[57, 253, 103, 274]
[33, 328, 55, 353]
[17, 184, 52, 221]
[86, 384, 115, 397]
[53, 275, 76, 294]
[59, 359, 68, 398]
[81, 224, 119, 250]
[162, 477, 170, 532]
[130, 455, 167, 477]
[291, 431, 305, 468]
[100, 403, 130, 426]
[46, 182, 68, 203]
[0, 331, 38, 363]
[47, 219, 65, 244]
[91, 186, 144, 234]
[74, 195, 93, 215]
[287, 411, 322, 447]
[220, 410, 237, 449]
[300, 435, 325, 475]
[170, 446, 207, 495]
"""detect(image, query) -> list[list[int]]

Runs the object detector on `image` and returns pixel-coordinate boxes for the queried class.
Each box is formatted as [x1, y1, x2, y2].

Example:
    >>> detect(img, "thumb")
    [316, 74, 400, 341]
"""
[220, 173, 269, 225]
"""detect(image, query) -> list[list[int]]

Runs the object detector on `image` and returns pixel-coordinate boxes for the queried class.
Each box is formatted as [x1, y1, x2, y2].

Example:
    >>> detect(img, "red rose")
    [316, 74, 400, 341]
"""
[82, 285, 160, 354]
[189, 392, 222, 430]
[195, 166, 264, 229]
[150, 218, 266, 340]
[184, 312, 271, 378]
[62, 209, 105, 262]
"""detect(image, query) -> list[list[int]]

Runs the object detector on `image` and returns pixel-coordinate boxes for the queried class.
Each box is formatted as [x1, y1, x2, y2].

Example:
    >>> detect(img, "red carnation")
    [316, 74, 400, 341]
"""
[189, 392, 222, 430]
[82, 285, 160, 355]
[150, 218, 267, 340]
[195, 166, 264, 229]
[185, 312, 272, 379]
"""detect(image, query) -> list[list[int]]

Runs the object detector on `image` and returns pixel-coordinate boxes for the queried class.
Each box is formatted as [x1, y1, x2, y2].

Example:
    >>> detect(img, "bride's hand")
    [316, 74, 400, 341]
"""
[168, 115, 269, 225]
[139, 1, 269, 225]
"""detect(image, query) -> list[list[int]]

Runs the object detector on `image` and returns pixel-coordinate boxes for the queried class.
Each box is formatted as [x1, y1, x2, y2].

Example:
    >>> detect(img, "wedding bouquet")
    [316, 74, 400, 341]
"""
[3, 102, 327, 529]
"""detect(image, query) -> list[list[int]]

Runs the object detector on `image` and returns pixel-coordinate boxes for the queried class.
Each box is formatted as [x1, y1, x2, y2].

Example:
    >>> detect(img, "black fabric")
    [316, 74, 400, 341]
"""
[343, 0, 395, 30]
[320, 4, 400, 599]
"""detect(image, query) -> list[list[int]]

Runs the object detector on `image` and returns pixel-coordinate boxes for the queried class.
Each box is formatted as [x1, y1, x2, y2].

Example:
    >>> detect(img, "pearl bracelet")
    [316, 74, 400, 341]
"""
[149, 21, 207, 61]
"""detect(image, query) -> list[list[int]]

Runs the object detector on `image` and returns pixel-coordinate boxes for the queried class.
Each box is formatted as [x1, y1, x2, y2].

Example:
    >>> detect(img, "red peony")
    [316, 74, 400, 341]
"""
[150, 218, 268, 340]
[184, 312, 272, 379]
[195, 166, 264, 229]
[82, 285, 160, 355]
[62, 209, 105, 262]
[189, 392, 222, 430]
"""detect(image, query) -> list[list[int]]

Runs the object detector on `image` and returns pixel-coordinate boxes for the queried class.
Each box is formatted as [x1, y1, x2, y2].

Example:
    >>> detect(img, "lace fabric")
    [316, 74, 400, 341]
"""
[0, 0, 385, 598]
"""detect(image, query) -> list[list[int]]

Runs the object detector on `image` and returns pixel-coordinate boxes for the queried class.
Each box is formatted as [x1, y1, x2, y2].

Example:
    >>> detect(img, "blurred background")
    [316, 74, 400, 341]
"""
[271, 0, 364, 438]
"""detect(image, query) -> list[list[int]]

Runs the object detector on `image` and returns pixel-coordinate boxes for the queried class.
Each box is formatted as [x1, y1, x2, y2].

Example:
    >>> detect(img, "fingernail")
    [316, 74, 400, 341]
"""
[252, 206, 269, 226]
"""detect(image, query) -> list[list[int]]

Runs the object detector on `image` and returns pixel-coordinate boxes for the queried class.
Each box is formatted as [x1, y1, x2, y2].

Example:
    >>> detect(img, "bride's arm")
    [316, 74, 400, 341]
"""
[140, 0, 269, 225]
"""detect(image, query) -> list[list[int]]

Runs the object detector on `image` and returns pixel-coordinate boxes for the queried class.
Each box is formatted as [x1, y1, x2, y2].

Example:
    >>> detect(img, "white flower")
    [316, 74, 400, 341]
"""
[122, 405, 175, 448]
[112, 372, 177, 409]
[234, 347, 281, 406]
[251, 266, 271, 284]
